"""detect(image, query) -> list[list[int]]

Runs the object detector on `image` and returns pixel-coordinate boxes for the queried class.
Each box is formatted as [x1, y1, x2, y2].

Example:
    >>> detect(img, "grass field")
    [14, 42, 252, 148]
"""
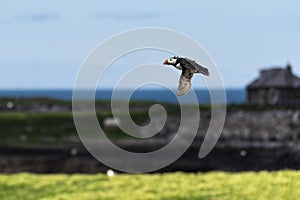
[0, 171, 299, 200]
[0, 99, 183, 147]
[0, 111, 150, 147]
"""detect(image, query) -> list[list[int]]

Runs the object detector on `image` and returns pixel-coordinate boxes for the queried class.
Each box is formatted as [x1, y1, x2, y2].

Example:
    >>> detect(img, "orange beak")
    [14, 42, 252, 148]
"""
[163, 59, 168, 65]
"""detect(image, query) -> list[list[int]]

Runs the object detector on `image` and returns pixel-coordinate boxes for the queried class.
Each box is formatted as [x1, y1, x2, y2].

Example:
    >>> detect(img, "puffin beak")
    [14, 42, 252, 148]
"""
[163, 59, 168, 65]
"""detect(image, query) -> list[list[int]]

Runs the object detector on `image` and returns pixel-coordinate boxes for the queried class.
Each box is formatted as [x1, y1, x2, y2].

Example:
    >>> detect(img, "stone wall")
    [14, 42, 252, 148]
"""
[1, 108, 300, 173]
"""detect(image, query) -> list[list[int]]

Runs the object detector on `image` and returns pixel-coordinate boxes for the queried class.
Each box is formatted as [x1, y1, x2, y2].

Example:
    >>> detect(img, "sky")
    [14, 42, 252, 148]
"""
[0, 0, 300, 89]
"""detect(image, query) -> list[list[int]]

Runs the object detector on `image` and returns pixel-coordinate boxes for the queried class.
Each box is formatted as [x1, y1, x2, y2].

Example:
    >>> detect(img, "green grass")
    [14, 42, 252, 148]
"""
[0, 111, 151, 147]
[0, 99, 185, 148]
[0, 112, 74, 147]
[0, 101, 183, 147]
[0, 171, 299, 200]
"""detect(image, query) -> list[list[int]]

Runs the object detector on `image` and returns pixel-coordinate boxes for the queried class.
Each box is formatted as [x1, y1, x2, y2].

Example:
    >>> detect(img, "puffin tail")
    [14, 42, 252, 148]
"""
[198, 67, 210, 76]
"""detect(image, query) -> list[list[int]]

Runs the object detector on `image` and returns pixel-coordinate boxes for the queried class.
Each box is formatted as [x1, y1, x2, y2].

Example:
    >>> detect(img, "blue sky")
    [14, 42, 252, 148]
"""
[1, 0, 299, 89]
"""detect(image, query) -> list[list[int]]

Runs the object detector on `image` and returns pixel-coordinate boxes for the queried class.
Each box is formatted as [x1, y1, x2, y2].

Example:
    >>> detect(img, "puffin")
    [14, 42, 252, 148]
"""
[163, 56, 210, 96]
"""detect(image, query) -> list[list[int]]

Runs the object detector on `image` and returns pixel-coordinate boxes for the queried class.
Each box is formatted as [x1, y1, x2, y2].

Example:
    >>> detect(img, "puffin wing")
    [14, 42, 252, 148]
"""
[177, 68, 193, 96]
[184, 58, 210, 76]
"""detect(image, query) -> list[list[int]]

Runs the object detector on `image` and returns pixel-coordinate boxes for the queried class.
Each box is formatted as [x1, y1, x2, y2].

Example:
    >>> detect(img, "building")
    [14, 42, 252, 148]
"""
[247, 64, 300, 105]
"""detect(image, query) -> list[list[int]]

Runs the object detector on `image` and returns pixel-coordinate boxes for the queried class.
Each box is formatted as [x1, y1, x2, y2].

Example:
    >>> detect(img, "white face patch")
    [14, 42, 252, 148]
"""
[168, 58, 177, 64]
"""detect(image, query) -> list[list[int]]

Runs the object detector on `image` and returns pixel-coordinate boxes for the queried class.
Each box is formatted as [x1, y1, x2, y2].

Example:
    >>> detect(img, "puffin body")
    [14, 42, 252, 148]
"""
[163, 56, 209, 96]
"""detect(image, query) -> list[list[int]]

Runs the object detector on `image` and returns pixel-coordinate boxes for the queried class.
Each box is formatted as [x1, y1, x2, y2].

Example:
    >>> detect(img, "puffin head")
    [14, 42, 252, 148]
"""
[163, 56, 178, 65]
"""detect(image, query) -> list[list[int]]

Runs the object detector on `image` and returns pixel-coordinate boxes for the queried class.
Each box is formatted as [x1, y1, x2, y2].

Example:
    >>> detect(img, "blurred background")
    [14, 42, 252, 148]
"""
[1, 1, 300, 199]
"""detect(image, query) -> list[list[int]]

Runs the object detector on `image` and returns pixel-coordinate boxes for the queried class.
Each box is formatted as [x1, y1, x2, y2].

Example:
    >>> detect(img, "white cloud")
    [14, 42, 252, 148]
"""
[91, 10, 158, 21]
[8, 13, 59, 23]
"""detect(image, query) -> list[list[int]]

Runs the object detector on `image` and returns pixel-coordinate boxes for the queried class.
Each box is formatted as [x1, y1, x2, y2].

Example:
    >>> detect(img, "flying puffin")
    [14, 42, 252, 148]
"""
[163, 56, 210, 96]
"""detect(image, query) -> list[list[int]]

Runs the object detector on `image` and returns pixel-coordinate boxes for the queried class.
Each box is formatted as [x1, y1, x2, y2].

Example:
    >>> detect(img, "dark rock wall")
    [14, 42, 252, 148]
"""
[1, 109, 300, 173]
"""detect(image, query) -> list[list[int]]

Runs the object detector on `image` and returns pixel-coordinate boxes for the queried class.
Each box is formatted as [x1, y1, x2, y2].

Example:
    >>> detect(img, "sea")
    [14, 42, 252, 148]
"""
[0, 89, 246, 104]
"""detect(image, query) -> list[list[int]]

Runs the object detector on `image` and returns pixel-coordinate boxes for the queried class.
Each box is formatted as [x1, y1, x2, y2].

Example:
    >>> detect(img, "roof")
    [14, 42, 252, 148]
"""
[247, 64, 300, 89]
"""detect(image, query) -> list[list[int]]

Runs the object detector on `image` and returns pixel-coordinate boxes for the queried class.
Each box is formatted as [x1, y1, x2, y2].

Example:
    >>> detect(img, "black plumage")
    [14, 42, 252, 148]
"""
[163, 56, 210, 96]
